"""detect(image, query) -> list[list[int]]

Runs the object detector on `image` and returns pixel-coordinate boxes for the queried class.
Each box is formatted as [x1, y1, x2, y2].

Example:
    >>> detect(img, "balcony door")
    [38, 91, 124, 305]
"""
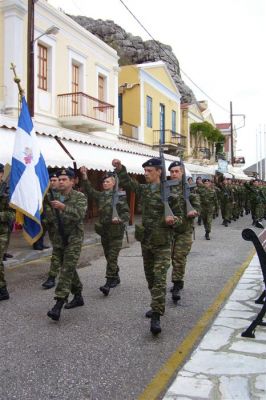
[159, 103, 165, 143]
[72, 64, 79, 116]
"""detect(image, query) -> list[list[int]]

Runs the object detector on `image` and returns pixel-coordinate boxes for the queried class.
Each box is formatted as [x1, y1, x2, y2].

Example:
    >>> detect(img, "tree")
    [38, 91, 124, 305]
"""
[190, 122, 224, 158]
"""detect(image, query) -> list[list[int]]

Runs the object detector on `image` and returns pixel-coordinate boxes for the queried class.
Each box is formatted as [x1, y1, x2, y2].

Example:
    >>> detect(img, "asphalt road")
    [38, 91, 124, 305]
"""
[0, 215, 256, 400]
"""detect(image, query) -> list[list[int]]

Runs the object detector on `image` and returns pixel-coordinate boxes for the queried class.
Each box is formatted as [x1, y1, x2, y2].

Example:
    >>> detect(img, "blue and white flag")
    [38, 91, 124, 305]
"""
[9, 96, 49, 244]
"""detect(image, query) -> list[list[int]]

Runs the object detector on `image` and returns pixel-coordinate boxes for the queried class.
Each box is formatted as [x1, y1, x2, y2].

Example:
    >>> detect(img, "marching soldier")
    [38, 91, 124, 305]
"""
[112, 157, 180, 335]
[168, 161, 200, 302]
[80, 167, 129, 296]
[218, 177, 234, 227]
[41, 172, 61, 289]
[245, 179, 264, 228]
[198, 178, 216, 240]
[46, 168, 87, 321]
[0, 163, 15, 301]
[195, 176, 204, 226]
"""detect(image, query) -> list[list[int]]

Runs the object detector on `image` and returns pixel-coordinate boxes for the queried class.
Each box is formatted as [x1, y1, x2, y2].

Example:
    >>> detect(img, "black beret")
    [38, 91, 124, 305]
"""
[56, 168, 75, 178]
[168, 161, 181, 171]
[49, 172, 58, 179]
[196, 176, 202, 181]
[0, 163, 4, 173]
[142, 158, 162, 168]
[102, 172, 116, 182]
[203, 178, 211, 183]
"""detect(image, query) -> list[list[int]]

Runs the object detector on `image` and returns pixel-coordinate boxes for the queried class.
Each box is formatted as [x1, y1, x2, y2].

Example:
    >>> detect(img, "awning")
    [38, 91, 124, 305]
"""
[1, 127, 191, 175]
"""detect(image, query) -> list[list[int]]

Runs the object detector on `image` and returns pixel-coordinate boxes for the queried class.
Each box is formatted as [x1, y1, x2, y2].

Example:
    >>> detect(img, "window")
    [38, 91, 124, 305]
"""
[37, 44, 48, 91]
[72, 64, 79, 115]
[172, 110, 176, 133]
[98, 75, 105, 101]
[147, 96, 152, 128]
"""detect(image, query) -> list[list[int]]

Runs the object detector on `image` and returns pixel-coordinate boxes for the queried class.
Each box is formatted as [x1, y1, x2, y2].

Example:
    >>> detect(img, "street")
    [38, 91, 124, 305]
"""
[0, 215, 254, 400]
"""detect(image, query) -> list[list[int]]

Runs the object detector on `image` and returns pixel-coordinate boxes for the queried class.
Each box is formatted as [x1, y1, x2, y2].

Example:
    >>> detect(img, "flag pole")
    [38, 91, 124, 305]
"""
[10, 63, 25, 98]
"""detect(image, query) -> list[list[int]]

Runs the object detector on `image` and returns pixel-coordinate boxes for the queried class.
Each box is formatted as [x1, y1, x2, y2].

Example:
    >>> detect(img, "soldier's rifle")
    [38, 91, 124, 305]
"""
[112, 173, 129, 243]
[159, 140, 180, 218]
[178, 155, 197, 216]
[49, 188, 68, 247]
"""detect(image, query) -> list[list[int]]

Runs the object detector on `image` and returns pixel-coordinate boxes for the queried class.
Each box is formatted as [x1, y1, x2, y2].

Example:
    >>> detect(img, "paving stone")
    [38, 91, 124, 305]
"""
[229, 289, 258, 301]
[219, 376, 250, 399]
[199, 326, 233, 350]
[165, 376, 213, 399]
[224, 301, 253, 312]
[214, 317, 250, 329]
[230, 341, 266, 354]
[218, 309, 255, 319]
[184, 350, 266, 375]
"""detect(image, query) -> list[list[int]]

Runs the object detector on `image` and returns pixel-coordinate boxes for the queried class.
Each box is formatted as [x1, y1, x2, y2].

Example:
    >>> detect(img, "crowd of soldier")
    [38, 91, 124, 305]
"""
[0, 160, 265, 336]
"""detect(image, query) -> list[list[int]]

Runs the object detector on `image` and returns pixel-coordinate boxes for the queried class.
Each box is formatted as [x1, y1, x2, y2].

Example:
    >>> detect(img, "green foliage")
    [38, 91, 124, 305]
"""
[190, 122, 224, 144]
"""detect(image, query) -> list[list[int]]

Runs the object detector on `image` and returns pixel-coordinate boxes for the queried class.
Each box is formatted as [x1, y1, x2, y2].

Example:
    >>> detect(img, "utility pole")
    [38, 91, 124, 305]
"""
[230, 101, 234, 166]
[27, 0, 35, 117]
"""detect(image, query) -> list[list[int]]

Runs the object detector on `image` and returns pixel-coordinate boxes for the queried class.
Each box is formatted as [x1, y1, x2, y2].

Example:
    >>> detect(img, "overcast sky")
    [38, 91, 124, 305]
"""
[48, 0, 266, 167]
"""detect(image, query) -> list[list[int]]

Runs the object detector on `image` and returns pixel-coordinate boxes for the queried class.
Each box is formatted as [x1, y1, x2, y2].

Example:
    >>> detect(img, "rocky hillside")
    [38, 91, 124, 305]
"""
[70, 15, 196, 103]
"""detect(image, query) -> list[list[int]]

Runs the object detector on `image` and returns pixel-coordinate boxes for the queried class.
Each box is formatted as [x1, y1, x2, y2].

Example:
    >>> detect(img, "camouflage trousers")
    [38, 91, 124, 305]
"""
[251, 202, 264, 221]
[0, 233, 9, 288]
[141, 240, 171, 316]
[47, 229, 61, 278]
[101, 233, 123, 279]
[201, 207, 214, 232]
[221, 201, 233, 221]
[171, 228, 193, 283]
[53, 234, 83, 300]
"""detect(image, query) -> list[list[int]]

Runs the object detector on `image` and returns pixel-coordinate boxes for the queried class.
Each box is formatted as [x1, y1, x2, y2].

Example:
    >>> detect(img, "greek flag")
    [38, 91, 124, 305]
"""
[9, 96, 49, 244]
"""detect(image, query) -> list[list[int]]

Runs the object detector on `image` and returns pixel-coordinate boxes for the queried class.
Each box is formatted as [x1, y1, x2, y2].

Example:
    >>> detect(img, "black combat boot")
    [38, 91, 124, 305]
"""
[197, 216, 202, 226]
[64, 294, 84, 309]
[42, 276, 56, 289]
[99, 278, 114, 296]
[145, 309, 153, 318]
[109, 275, 120, 288]
[255, 220, 264, 229]
[47, 299, 65, 321]
[172, 282, 181, 302]
[222, 219, 228, 227]
[0, 286, 9, 301]
[205, 231, 210, 240]
[150, 312, 161, 335]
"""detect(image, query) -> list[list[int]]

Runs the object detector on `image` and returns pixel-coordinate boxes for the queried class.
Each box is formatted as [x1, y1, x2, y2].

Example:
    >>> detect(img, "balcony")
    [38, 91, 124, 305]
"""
[120, 121, 139, 140]
[153, 130, 186, 155]
[57, 92, 114, 130]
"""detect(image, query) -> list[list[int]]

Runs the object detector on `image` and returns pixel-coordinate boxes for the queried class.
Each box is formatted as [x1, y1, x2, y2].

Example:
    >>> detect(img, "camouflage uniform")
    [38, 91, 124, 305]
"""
[117, 165, 178, 316]
[170, 185, 200, 284]
[45, 189, 87, 300]
[43, 190, 61, 278]
[198, 186, 216, 233]
[81, 179, 129, 279]
[0, 188, 15, 289]
[219, 183, 234, 223]
[245, 182, 264, 223]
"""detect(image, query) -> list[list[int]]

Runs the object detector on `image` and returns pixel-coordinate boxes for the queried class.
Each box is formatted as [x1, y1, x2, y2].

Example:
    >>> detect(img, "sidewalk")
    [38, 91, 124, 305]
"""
[4, 218, 137, 267]
[163, 253, 266, 400]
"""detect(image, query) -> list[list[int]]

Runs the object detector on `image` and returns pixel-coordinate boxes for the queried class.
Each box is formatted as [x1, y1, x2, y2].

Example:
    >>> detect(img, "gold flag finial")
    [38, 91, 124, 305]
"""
[10, 63, 25, 97]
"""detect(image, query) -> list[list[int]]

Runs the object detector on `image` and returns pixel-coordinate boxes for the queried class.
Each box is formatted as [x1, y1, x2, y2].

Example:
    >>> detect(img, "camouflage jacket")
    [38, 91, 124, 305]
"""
[245, 184, 265, 205]
[0, 188, 15, 235]
[45, 189, 87, 238]
[116, 165, 182, 231]
[81, 179, 129, 226]
[198, 186, 216, 210]
[170, 184, 200, 234]
[218, 184, 234, 204]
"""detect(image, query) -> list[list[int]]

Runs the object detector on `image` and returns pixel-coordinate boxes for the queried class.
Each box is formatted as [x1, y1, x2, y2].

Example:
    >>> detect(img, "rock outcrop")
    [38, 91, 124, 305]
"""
[70, 15, 196, 103]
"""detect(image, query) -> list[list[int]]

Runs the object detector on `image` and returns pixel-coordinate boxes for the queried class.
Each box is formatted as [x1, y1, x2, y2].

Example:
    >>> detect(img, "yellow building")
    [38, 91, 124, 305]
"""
[119, 61, 185, 155]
